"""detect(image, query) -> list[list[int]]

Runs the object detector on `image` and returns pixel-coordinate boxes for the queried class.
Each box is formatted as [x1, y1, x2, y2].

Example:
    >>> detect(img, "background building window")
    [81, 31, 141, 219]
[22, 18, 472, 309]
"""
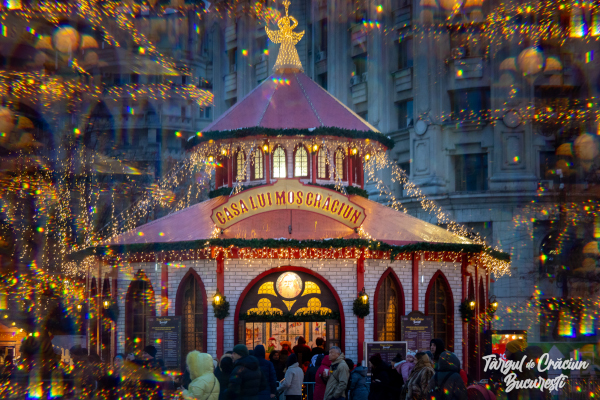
[317, 148, 329, 179]
[251, 149, 264, 180]
[181, 274, 205, 364]
[377, 275, 400, 341]
[455, 154, 488, 192]
[539, 150, 557, 180]
[335, 148, 346, 180]
[398, 37, 413, 70]
[273, 147, 287, 178]
[396, 99, 413, 129]
[450, 89, 490, 120]
[295, 146, 309, 177]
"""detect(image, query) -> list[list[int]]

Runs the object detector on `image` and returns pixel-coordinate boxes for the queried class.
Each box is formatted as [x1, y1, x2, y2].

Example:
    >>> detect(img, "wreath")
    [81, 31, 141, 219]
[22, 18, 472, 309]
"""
[213, 294, 230, 320]
[353, 297, 370, 319]
[459, 299, 476, 323]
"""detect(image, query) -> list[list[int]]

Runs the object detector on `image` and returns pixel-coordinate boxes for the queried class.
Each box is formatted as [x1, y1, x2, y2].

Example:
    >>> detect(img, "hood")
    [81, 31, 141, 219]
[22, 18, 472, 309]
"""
[332, 353, 346, 365]
[437, 351, 460, 373]
[254, 345, 266, 360]
[236, 355, 260, 371]
[187, 351, 214, 381]
[220, 356, 235, 374]
[352, 365, 367, 377]
[321, 356, 332, 368]
[430, 339, 446, 359]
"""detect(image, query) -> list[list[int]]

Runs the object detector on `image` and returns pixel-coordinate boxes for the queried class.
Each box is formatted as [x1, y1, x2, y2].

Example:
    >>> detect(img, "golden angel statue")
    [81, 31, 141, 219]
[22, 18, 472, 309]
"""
[265, 0, 305, 72]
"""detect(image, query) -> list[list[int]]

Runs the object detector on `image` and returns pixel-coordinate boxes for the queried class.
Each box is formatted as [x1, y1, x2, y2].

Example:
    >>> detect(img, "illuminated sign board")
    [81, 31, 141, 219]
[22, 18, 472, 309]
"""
[211, 179, 366, 229]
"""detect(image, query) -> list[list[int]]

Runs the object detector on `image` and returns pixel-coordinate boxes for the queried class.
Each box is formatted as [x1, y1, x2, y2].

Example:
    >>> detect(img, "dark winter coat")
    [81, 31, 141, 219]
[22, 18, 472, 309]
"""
[293, 343, 312, 367]
[305, 355, 324, 400]
[368, 362, 392, 400]
[425, 351, 468, 400]
[269, 352, 285, 382]
[389, 364, 404, 399]
[254, 345, 278, 399]
[349, 365, 368, 400]
[227, 355, 267, 400]
[311, 347, 326, 358]
[215, 357, 234, 400]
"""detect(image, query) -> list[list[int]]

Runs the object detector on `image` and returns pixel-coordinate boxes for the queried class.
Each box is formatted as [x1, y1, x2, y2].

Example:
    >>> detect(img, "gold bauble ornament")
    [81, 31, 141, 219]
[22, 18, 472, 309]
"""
[574, 134, 598, 161]
[53, 26, 80, 53]
[517, 47, 543, 76]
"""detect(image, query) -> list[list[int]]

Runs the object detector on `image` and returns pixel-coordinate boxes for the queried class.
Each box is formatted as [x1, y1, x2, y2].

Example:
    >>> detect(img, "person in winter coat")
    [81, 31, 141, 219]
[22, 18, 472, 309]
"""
[504, 339, 528, 400]
[215, 354, 234, 400]
[254, 345, 277, 400]
[279, 354, 304, 400]
[305, 354, 324, 400]
[397, 350, 416, 382]
[227, 344, 268, 400]
[429, 339, 446, 367]
[404, 352, 435, 400]
[181, 351, 220, 400]
[425, 351, 467, 400]
[323, 346, 350, 400]
[349, 362, 368, 400]
[310, 338, 326, 358]
[269, 351, 285, 382]
[388, 353, 405, 399]
[368, 353, 392, 400]
[314, 354, 331, 400]
[292, 337, 312, 366]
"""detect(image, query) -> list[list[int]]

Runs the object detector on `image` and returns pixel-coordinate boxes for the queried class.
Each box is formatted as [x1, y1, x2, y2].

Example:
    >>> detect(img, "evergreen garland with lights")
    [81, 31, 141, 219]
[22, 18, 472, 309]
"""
[240, 310, 339, 322]
[459, 299, 476, 323]
[213, 294, 230, 320]
[353, 297, 370, 319]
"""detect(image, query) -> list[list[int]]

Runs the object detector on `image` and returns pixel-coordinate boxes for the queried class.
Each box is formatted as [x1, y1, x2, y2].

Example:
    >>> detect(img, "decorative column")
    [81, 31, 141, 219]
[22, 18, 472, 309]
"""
[112, 271, 117, 363]
[357, 253, 365, 364]
[96, 260, 102, 358]
[265, 146, 271, 184]
[312, 151, 317, 184]
[359, 156, 364, 189]
[475, 255, 480, 380]
[217, 255, 225, 358]
[412, 253, 419, 311]
[348, 148, 353, 186]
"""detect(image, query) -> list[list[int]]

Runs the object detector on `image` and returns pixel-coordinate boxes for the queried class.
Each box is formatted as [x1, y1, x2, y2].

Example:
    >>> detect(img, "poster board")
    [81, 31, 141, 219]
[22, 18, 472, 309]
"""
[400, 311, 433, 352]
[147, 316, 181, 368]
[363, 341, 407, 374]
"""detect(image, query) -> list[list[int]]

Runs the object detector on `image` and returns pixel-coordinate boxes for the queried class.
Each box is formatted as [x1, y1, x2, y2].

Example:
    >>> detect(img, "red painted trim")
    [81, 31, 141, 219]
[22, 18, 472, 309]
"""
[475, 259, 480, 380]
[234, 266, 346, 353]
[161, 262, 168, 316]
[347, 148, 353, 186]
[217, 258, 224, 358]
[373, 267, 406, 341]
[265, 148, 271, 184]
[357, 257, 364, 364]
[359, 156, 364, 189]
[227, 156, 233, 188]
[125, 270, 157, 352]
[461, 254, 468, 371]
[312, 152, 317, 184]
[412, 254, 419, 311]
[174, 268, 209, 354]
[424, 269, 455, 352]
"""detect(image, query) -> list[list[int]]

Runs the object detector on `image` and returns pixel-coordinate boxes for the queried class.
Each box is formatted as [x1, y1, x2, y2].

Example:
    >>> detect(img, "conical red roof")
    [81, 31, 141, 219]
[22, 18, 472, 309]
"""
[203, 72, 378, 132]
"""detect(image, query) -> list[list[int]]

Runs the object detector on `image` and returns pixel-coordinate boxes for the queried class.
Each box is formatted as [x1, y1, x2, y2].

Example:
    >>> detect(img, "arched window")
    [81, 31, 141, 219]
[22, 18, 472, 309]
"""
[376, 274, 402, 341]
[426, 271, 453, 350]
[272, 146, 287, 178]
[235, 150, 246, 181]
[125, 275, 156, 353]
[335, 148, 346, 180]
[317, 148, 329, 179]
[251, 148, 264, 180]
[294, 146, 309, 177]
[177, 271, 206, 362]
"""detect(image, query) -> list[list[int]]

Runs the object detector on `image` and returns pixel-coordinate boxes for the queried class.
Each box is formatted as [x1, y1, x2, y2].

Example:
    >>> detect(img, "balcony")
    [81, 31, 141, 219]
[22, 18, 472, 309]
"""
[351, 24, 367, 57]
[452, 57, 483, 80]
[224, 72, 237, 100]
[351, 81, 368, 105]
[163, 116, 193, 131]
[256, 58, 269, 82]
[393, 68, 412, 92]
[225, 24, 236, 50]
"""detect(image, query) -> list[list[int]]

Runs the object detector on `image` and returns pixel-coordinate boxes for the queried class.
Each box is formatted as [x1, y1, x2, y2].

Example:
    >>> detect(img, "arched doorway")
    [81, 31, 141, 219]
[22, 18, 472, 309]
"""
[425, 270, 454, 351]
[374, 268, 405, 341]
[125, 271, 156, 353]
[175, 269, 207, 366]
[235, 267, 345, 358]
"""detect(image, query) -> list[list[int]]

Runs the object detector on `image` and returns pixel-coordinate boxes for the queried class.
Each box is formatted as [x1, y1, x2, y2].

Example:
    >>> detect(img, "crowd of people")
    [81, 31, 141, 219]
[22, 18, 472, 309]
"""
[0, 336, 544, 400]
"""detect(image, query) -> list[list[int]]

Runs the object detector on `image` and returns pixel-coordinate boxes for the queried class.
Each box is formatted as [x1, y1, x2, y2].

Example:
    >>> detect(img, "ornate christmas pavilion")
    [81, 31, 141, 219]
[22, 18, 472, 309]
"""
[74, 1, 509, 380]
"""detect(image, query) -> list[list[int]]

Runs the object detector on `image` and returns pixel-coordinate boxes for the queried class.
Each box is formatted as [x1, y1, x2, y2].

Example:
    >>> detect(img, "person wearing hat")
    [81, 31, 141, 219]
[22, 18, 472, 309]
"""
[425, 351, 467, 400]
[226, 344, 268, 400]
[403, 352, 434, 400]
[367, 353, 392, 400]
[389, 353, 406, 398]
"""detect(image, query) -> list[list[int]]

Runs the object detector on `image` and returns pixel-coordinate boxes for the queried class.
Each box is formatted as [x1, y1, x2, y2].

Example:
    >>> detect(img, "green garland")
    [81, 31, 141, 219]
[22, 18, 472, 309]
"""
[103, 302, 120, 322]
[459, 299, 476, 323]
[184, 127, 395, 150]
[240, 310, 340, 322]
[353, 298, 370, 319]
[213, 295, 231, 320]
[209, 183, 369, 199]
[71, 238, 510, 263]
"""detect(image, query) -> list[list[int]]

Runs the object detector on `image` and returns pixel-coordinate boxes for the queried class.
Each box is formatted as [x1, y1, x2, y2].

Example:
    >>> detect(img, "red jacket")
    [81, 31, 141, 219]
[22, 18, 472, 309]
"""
[314, 356, 331, 400]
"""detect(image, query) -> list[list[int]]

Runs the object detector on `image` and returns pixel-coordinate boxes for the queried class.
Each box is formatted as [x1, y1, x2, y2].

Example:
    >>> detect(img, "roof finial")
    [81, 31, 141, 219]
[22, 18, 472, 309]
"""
[265, 0, 304, 73]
